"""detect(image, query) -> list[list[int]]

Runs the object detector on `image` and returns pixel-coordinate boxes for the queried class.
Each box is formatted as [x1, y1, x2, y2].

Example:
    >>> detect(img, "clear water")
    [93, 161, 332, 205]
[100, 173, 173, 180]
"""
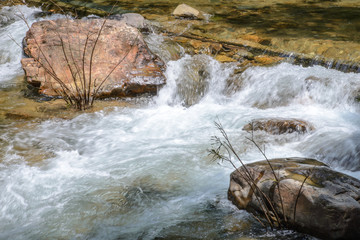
[0, 5, 360, 240]
[27, 0, 360, 43]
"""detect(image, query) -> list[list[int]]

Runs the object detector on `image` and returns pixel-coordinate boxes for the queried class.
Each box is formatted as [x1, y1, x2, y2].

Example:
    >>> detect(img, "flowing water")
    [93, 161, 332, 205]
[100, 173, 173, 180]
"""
[1, 3, 360, 240]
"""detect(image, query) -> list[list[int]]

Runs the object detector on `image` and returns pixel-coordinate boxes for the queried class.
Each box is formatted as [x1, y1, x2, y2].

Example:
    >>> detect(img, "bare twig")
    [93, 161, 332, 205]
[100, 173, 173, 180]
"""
[293, 169, 313, 223]
[91, 33, 140, 105]
[87, 2, 119, 105]
[209, 120, 285, 229]
[246, 121, 287, 224]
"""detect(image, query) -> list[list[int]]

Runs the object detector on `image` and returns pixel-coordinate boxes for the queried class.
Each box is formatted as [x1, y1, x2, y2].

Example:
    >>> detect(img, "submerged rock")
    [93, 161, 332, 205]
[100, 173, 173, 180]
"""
[110, 13, 147, 30]
[228, 158, 360, 240]
[215, 55, 237, 63]
[172, 4, 205, 20]
[253, 55, 284, 65]
[234, 49, 254, 60]
[171, 55, 215, 106]
[121, 13, 146, 29]
[242, 118, 314, 135]
[21, 18, 166, 99]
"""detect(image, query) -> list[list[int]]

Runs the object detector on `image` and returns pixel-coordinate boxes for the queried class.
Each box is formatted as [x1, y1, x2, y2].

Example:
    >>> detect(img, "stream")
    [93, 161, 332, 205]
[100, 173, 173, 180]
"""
[1, 3, 360, 240]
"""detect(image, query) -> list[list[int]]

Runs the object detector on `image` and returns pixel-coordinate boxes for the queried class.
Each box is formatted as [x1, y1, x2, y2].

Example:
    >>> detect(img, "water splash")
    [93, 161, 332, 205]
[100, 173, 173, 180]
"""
[156, 54, 236, 106]
[0, 6, 62, 86]
[233, 63, 360, 110]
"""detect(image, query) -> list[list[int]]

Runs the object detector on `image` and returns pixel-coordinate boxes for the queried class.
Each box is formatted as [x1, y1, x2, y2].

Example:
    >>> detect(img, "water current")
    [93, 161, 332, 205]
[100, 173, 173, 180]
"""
[1, 5, 360, 240]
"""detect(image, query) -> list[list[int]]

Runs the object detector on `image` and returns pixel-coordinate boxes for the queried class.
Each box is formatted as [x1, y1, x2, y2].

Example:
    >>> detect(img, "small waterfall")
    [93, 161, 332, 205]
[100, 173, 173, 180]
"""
[0, 6, 36, 84]
[0, 6, 62, 85]
[156, 54, 236, 106]
[233, 63, 360, 110]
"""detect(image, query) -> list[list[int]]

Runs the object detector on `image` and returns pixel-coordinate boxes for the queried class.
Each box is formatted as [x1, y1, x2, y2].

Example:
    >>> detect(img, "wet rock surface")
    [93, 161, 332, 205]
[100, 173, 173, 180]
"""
[21, 18, 166, 98]
[172, 4, 205, 20]
[242, 118, 314, 135]
[228, 158, 360, 240]
[110, 13, 147, 30]
[172, 54, 212, 107]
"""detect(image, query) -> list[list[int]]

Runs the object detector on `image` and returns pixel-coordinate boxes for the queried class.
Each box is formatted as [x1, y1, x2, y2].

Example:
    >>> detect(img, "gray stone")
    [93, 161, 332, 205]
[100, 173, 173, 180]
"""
[172, 4, 205, 20]
[242, 118, 314, 135]
[228, 158, 360, 239]
[121, 13, 147, 29]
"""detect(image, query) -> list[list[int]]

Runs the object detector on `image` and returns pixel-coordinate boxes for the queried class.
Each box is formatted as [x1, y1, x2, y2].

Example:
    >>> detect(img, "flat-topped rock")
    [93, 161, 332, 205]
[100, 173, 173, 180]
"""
[21, 18, 166, 98]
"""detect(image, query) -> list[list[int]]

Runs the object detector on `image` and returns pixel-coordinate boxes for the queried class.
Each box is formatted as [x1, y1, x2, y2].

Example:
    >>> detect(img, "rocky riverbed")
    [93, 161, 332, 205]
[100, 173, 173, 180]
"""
[1, 1, 360, 240]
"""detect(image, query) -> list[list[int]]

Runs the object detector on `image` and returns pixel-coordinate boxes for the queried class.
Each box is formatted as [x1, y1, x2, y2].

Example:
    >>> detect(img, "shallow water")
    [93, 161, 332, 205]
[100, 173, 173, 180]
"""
[22, 0, 360, 65]
[0, 4, 360, 240]
[26, 0, 360, 43]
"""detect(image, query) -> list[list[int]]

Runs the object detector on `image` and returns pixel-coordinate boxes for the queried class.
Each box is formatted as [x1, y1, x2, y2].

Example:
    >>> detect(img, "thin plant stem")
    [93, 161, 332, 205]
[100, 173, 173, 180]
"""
[293, 169, 313, 223]
[210, 121, 284, 229]
[246, 122, 287, 224]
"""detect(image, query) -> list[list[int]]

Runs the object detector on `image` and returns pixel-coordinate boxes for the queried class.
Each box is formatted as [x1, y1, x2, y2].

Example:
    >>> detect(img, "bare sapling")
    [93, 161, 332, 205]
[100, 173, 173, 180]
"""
[245, 121, 288, 224]
[209, 120, 285, 229]
[209, 120, 315, 230]
[10, 0, 138, 110]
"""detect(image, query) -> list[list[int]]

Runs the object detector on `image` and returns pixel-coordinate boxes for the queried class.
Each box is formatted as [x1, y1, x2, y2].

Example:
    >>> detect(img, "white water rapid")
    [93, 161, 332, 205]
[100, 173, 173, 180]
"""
[1, 5, 360, 240]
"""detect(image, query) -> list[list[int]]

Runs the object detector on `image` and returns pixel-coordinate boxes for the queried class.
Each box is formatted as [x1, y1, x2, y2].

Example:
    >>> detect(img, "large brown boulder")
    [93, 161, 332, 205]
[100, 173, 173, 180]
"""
[228, 158, 360, 239]
[243, 118, 314, 135]
[21, 18, 166, 98]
